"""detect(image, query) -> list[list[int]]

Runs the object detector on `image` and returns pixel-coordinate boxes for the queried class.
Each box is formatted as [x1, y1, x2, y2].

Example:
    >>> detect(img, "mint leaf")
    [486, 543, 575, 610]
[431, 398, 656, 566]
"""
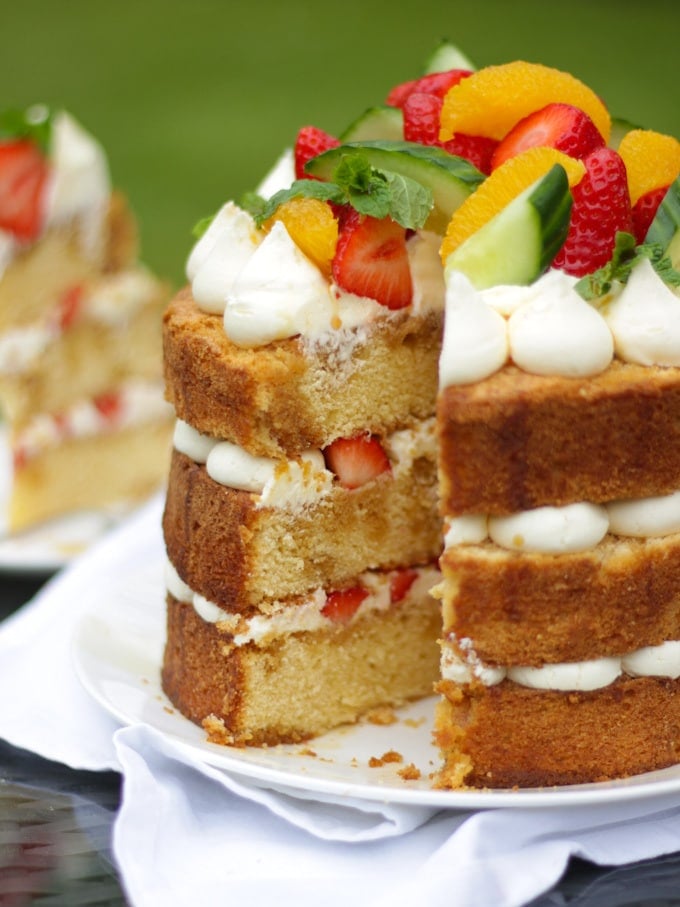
[249, 179, 345, 226]
[382, 170, 433, 230]
[574, 232, 680, 301]
[0, 105, 52, 152]
[191, 214, 215, 239]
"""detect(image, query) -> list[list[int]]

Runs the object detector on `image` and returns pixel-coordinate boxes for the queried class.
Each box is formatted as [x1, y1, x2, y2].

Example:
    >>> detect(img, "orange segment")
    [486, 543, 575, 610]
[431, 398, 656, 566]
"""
[617, 129, 680, 204]
[440, 146, 585, 263]
[264, 197, 338, 276]
[439, 61, 611, 145]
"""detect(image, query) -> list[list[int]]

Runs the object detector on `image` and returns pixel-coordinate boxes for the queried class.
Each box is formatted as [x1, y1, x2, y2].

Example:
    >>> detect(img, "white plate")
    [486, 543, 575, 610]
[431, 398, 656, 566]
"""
[71, 557, 680, 810]
[0, 425, 142, 574]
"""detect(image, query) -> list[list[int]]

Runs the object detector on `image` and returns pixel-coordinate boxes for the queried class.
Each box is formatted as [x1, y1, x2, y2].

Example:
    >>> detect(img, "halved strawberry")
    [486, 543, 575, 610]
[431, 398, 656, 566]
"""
[294, 125, 340, 180]
[322, 585, 369, 623]
[93, 391, 123, 422]
[491, 103, 605, 171]
[402, 93, 497, 174]
[324, 434, 391, 489]
[632, 184, 669, 244]
[386, 69, 472, 108]
[0, 139, 48, 241]
[57, 284, 84, 330]
[552, 146, 633, 276]
[389, 568, 418, 604]
[332, 210, 413, 309]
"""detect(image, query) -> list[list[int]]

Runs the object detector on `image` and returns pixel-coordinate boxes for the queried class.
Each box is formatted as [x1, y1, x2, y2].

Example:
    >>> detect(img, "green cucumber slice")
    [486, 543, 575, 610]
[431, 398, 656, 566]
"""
[423, 40, 476, 74]
[339, 105, 403, 142]
[305, 140, 485, 233]
[645, 176, 680, 268]
[444, 164, 572, 289]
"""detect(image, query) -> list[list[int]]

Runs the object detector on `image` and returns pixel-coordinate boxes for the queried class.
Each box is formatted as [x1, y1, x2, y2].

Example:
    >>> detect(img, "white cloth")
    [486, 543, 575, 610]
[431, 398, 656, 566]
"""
[1, 495, 680, 907]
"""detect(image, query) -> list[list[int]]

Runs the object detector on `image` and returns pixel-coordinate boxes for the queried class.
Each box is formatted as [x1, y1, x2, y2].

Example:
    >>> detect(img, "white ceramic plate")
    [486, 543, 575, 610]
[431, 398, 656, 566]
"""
[0, 425, 142, 574]
[71, 557, 680, 810]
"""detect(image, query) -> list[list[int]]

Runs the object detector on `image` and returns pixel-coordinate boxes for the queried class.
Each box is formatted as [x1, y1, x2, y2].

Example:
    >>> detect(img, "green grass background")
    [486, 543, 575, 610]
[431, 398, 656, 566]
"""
[3, 0, 679, 285]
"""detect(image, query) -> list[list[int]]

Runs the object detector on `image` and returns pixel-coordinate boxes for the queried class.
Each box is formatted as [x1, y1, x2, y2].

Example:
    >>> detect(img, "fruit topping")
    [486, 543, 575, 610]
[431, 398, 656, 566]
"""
[332, 209, 413, 308]
[490, 103, 605, 170]
[386, 68, 472, 109]
[552, 146, 633, 276]
[389, 568, 418, 604]
[324, 434, 391, 489]
[321, 585, 369, 623]
[294, 125, 340, 180]
[617, 128, 680, 205]
[439, 61, 611, 145]
[632, 186, 670, 245]
[0, 139, 48, 241]
[56, 284, 84, 330]
[264, 197, 338, 276]
[440, 146, 585, 265]
[93, 391, 123, 422]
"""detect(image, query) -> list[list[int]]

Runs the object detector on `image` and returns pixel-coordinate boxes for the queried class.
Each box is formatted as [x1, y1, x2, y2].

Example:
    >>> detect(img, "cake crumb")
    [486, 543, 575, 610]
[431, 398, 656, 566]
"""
[299, 747, 317, 758]
[398, 763, 421, 781]
[202, 714, 238, 746]
[365, 706, 398, 726]
[368, 749, 404, 767]
[403, 716, 427, 729]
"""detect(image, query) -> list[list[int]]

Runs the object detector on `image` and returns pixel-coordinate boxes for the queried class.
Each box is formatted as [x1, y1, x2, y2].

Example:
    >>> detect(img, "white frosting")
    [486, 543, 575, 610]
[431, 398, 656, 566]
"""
[488, 502, 609, 554]
[607, 490, 680, 538]
[441, 638, 506, 686]
[173, 419, 217, 464]
[255, 148, 295, 198]
[224, 221, 337, 347]
[188, 202, 261, 314]
[444, 514, 488, 546]
[383, 417, 436, 476]
[164, 559, 192, 603]
[439, 270, 508, 386]
[507, 657, 622, 691]
[408, 231, 446, 314]
[507, 269, 613, 377]
[605, 258, 680, 366]
[622, 641, 680, 679]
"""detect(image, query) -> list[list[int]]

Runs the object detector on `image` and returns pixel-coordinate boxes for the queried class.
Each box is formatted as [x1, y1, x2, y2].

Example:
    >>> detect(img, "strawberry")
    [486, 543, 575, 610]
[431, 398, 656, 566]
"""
[389, 568, 418, 604]
[0, 139, 48, 241]
[324, 434, 391, 489]
[386, 69, 472, 108]
[57, 284, 84, 330]
[552, 146, 633, 277]
[402, 93, 497, 174]
[491, 103, 605, 171]
[332, 210, 413, 309]
[631, 184, 668, 244]
[294, 125, 340, 180]
[93, 391, 123, 422]
[322, 586, 369, 623]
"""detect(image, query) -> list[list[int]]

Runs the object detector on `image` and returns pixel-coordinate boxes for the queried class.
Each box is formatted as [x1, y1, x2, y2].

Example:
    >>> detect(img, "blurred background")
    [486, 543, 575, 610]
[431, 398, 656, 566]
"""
[3, 0, 679, 287]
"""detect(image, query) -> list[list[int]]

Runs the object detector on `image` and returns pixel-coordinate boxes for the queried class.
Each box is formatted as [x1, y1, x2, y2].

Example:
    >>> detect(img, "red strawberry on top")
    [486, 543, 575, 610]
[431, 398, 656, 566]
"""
[324, 434, 391, 489]
[491, 103, 605, 171]
[631, 184, 668, 244]
[0, 139, 48, 241]
[552, 146, 633, 277]
[294, 125, 340, 180]
[322, 586, 369, 623]
[402, 93, 497, 174]
[332, 210, 413, 309]
[389, 568, 418, 604]
[386, 69, 472, 108]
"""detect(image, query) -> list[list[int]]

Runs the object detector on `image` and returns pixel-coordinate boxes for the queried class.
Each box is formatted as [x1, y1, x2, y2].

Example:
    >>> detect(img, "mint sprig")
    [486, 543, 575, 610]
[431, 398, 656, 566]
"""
[575, 231, 680, 302]
[242, 150, 433, 231]
[0, 105, 52, 152]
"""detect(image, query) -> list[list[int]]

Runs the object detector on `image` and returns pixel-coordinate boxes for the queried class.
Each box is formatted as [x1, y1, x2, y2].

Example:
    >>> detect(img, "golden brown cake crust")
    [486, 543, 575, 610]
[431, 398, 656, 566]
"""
[438, 361, 680, 516]
[163, 288, 441, 458]
[163, 450, 441, 610]
[438, 534, 680, 664]
[162, 593, 441, 746]
[434, 677, 680, 789]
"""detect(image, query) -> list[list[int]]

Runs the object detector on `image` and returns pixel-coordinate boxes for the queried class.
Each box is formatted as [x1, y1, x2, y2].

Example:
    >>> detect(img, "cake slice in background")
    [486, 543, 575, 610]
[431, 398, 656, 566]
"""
[0, 105, 173, 533]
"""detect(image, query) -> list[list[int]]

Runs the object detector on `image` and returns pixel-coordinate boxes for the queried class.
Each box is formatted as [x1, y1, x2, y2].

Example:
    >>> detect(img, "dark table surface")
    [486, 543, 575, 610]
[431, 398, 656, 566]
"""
[3, 573, 680, 907]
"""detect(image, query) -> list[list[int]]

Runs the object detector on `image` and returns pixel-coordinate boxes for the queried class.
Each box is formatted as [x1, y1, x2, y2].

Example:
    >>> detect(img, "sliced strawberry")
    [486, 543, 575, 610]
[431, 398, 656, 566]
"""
[386, 69, 472, 108]
[632, 184, 669, 244]
[294, 125, 340, 180]
[332, 210, 413, 309]
[324, 434, 391, 489]
[402, 93, 497, 174]
[57, 284, 84, 330]
[322, 586, 369, 623]
[389, 568, 418, 604]
[0, 139, 48, 241]
[552, 147, 633, 277]
[491, 103, 605, 171]
[93, 391, 123, 422]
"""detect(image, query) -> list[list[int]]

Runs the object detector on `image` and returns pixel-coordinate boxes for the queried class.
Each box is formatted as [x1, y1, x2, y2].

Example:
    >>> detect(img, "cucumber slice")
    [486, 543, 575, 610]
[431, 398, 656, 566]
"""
[340, 105, 403, 142]
[444, 165, 572, 289]
[423, 39, 476, 74]
[645, 176, 680, 268]
[305, 140, 485, 233]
